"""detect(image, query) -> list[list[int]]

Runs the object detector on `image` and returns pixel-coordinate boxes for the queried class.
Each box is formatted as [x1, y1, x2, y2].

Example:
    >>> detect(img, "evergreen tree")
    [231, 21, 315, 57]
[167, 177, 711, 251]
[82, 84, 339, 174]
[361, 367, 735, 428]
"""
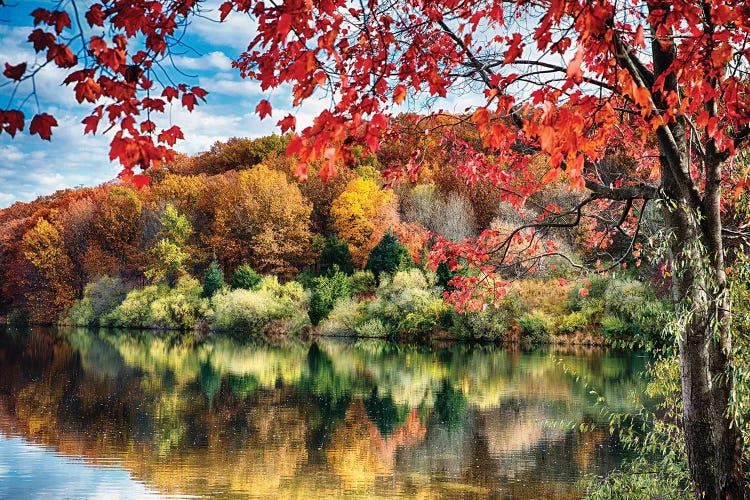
[202, 257, 224, 298]
[320, 235, 354, 275]
[365, 231, 413, 280]
[231, 263, 262, 290]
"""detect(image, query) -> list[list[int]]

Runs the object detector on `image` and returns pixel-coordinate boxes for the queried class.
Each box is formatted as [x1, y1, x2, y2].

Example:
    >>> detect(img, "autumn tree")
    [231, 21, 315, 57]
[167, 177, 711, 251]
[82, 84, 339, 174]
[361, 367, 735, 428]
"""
[210, 166, 313, 277]
[145, 204, 192, 286]
[330, 177, 398, 268]
[4, 1, 750, 496]
[22, 213, 76, 322]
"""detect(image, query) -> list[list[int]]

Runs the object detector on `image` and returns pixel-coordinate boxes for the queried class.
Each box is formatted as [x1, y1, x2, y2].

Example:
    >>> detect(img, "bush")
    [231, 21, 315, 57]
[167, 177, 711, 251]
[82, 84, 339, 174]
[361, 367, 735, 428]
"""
[308, 271, 351, 325]
[231, 263, 262, 290]
[355, 318, 389, 337]
[150, 277, 211, 330]
[110, 286, 161, 328]
[70, 276, 128, 326]
[570, 274, 609, 311]
[365, 269, 446, 338]
[296, 269, 317, 289]
[601, 315, 630, 337]
[211, 277, 306, 334]
[320, 235, 354, 275]
[109, 277, 210, 330]
[349, 270, 376, 296]
[203, 258, 225, 297]
[519, 311, 552, 342]
[558, 311, 589, 334]
[603, 278, 672, 344]
[462, 294, 520, 339]
[323, 297, 366, 333]
[365, 231, 413, 280]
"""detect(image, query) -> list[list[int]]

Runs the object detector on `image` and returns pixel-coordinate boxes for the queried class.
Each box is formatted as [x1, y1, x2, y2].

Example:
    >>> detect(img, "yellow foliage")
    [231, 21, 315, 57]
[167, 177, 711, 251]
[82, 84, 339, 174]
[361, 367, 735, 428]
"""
[330, 177, 397, 267]
[211, 165, 313, 277]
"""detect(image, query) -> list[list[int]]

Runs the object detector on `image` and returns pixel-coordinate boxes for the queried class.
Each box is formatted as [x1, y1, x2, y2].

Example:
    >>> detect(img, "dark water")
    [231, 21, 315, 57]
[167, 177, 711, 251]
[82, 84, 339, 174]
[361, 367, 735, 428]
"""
[0, 326, 649, 499]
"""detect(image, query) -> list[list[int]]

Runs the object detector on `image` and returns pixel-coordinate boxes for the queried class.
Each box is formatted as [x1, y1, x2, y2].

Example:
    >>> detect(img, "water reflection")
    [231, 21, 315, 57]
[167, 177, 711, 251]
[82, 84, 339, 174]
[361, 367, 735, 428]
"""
[0, 326, 648, 498]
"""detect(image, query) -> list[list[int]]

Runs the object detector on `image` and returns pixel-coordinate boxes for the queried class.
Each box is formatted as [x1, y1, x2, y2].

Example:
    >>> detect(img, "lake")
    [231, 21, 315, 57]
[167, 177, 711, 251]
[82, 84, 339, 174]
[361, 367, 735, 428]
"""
[0, 326, 649, 499]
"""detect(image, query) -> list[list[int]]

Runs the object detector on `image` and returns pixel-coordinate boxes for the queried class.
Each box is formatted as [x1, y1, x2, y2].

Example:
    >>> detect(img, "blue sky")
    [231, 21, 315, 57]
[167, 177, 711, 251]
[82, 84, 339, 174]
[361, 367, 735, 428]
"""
[0, 1, 332, 208]
[0, 1, 487, 209]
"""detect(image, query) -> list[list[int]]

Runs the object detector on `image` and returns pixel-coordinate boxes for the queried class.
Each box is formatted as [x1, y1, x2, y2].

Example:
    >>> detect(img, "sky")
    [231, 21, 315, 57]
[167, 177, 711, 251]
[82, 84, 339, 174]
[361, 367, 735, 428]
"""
[0, 1, 491, 210]
[0, 0, 331, 209]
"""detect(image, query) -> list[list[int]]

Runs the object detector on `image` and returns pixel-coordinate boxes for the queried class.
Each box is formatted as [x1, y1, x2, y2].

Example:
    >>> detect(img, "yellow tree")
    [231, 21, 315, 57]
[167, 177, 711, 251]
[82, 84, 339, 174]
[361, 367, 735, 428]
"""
[330, 178, 397, 268]
[22, 212, 76, 322]
[211, 165, 313, 278]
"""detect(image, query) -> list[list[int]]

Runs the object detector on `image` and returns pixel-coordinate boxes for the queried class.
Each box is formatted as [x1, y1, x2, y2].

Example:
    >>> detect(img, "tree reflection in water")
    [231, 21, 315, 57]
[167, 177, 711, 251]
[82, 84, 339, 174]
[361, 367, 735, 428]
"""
[0, 326, 648, 499]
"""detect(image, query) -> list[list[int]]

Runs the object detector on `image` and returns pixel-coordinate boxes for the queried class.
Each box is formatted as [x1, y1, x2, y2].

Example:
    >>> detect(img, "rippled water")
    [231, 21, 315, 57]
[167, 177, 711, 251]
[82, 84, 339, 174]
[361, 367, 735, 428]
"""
[0, 326, 649, 499]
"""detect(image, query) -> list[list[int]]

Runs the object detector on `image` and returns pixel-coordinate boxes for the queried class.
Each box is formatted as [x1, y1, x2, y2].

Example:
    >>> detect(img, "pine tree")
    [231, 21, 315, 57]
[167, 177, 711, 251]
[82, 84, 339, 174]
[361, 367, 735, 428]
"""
[202, 257, 224, 298]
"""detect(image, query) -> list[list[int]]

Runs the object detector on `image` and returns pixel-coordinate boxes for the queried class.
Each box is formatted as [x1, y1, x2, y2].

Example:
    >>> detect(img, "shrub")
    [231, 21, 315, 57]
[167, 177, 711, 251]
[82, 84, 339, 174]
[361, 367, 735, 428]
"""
[365, 269, 446, 338]
[203, 258, 225, 297]
[308, 271, 351, 325]
[603, 278, 672, 344]
[109, 277, 210, 330]
[365, 231, 413, 280]
[355, 318, 389, 337]
[323, 297, 366, 333]
[462, 294, 520, 339]
[601, 315, 630, 337]
[558, 311, 589, 334]
[150, 277, 211, 330]
[296, 269, 318, 289]
[210, 275, 307, 334]
[110, 286, 161, 328]
[349, 270, 376, 295]
[519, 311, 552, 342]
[320, 235, 354, 275]
[570, 274, 609, 311]
[70, 276, 129, 326]
[69, 298, 95, 326]
[231, 263, 262, 290]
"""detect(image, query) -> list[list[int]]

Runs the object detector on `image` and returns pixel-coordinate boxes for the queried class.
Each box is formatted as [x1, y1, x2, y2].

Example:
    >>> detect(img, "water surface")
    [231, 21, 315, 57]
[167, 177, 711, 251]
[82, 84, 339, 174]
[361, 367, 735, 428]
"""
[0, 326, 648, 498]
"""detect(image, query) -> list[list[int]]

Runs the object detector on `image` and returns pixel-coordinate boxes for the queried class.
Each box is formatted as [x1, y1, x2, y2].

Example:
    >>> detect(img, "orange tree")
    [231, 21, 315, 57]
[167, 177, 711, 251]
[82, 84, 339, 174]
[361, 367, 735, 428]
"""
[2, 1, 750, 496]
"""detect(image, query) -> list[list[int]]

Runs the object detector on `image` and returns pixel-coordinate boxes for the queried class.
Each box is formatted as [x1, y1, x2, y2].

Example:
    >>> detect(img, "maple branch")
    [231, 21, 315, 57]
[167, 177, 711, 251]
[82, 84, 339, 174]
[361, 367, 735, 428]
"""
[583, 177, 660, 201]
[436, 18, 494, 89]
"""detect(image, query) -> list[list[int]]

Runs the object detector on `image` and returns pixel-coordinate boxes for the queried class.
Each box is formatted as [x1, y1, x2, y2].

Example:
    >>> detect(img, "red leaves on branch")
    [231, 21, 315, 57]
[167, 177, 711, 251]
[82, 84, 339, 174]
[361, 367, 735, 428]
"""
[0, 110, 25, 137]
[29, 113, 57, 140]
[3, 63, 26, 80]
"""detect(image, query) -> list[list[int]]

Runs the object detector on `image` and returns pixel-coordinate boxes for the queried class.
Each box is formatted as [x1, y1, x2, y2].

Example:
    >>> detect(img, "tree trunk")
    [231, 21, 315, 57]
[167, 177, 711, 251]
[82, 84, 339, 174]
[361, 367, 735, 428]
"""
[660, 129, 745, 499]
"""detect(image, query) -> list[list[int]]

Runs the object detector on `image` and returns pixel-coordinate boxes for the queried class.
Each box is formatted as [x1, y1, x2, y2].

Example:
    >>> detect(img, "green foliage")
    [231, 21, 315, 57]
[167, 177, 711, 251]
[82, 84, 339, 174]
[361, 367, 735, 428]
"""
[111, 286, 161, 328]
[145, 204, 192, 286]
[319, 235, 354, 275]
[602, 278, 672, 346]
[365, 269, 447, 339]
[519, 311, 552, 342]
[110, 277, 210, 330]
[570, 274, 609, 311]
[70, 276, 128, 326]
[461, 294, 520, 339]
[295, 269, 318, 289]
[601, 315, 630, 338]
[231, 263, 262, 290]
[558, 311, 589, 334]
[365, 231, 413, 280]
[150, 277, 211, 330]
[349, 270, 376, 296]
[308, 271, 351, 326]
[354, 318, 389, 337]
[211, 276, 307, 334]
[202, 258, 225, 298]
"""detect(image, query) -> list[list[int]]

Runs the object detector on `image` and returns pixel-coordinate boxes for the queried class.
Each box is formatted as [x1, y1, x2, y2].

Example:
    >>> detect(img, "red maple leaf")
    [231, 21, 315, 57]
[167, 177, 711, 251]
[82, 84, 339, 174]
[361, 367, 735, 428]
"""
[3, 62, 27, 80]
[29, 113, 58, 140]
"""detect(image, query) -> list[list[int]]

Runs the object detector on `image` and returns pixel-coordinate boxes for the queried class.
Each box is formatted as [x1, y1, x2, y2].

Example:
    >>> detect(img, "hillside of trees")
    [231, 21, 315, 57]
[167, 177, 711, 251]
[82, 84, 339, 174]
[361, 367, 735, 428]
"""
[0, 117, 684, 345]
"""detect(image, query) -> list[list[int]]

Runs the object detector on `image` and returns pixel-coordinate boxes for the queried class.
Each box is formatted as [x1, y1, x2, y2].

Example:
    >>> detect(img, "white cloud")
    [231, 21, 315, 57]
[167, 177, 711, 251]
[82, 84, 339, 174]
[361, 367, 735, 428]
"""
[190, 1, 258, 51]
[171, 51, 233, 72]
